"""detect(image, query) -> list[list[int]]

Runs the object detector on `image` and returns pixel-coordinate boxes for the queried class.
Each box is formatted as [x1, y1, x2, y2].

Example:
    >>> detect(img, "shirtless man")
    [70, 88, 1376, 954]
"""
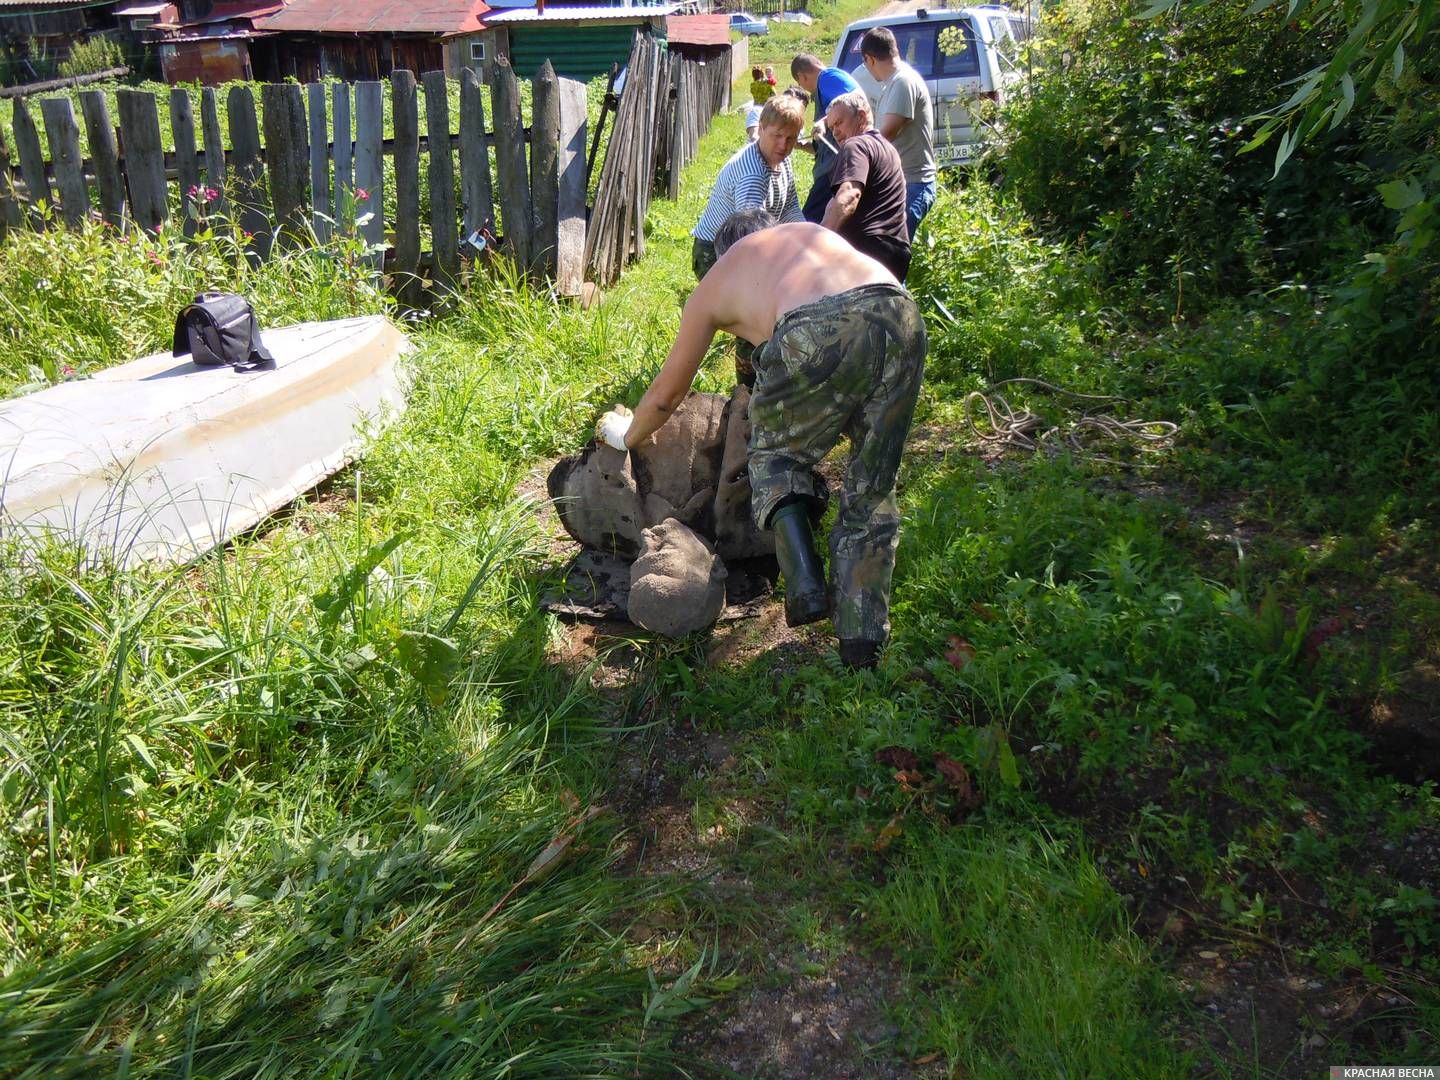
[595, 211, 928, 668]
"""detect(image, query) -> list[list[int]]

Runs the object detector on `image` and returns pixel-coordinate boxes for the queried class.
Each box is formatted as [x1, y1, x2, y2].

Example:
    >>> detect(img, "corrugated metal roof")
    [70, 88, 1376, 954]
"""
[0, 0, 95, 8]
[665, 13, 727, 45]
[255, 0, 488, 35]
[486, 5, 673, 24]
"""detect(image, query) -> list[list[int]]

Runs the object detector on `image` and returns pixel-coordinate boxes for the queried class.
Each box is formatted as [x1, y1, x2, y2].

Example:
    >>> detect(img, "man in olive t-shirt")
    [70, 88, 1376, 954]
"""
[858, 27, 937, 241]
[821, 90, 911, 282]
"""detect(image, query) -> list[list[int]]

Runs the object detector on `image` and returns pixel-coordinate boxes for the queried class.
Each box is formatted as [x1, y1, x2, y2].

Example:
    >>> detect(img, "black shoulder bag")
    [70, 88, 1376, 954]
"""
[172, 293, 276, 372]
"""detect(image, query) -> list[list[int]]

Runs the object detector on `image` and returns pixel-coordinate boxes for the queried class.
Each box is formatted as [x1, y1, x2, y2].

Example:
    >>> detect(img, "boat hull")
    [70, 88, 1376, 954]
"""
[0, 315, 410, 567]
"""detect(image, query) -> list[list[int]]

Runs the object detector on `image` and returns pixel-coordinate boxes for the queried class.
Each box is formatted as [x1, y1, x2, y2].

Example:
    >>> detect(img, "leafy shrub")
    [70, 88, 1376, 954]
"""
[57, 36, 125, 78]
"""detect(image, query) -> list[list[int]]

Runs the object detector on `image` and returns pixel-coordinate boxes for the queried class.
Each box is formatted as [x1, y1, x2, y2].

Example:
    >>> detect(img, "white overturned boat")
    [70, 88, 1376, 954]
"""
[0, 315, 411, 567]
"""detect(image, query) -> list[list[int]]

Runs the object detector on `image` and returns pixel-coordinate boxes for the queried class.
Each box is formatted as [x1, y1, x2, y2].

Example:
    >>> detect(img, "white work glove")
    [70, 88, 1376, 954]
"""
[595, 405, 633, 451]
[811, 119, 826, 141]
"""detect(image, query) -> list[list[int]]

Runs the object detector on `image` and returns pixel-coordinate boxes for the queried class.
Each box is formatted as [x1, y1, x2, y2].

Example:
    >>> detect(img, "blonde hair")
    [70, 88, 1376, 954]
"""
[758, 94, 805, 134]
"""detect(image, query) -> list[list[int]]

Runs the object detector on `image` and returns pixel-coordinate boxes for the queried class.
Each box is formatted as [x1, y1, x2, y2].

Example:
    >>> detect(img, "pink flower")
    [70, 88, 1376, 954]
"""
[205, 186, 220, 202]
[61, 364, 76, 376]
[187, 184, 200, 198]
[355, 187, 371, 202]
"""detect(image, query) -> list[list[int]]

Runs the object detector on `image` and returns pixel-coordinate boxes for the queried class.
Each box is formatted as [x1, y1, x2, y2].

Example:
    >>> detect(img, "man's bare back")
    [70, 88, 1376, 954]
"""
[612, 223, 898, 450]
[699, 223, 896, 345]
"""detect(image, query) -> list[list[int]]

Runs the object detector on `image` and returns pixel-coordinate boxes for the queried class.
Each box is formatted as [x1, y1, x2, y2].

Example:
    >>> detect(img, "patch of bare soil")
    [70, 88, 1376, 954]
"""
[606, 709, 941, 1080]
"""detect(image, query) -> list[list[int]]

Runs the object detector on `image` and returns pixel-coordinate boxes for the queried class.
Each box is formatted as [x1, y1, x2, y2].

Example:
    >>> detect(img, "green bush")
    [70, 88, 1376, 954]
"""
[57, 36, 125, 79]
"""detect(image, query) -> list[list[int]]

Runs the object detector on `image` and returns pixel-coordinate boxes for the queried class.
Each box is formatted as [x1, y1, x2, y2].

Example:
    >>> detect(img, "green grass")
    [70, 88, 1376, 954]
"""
[2, 68, 1439, 1080]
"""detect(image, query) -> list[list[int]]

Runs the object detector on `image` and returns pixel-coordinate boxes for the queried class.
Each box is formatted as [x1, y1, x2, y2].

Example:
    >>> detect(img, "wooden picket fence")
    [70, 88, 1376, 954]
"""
[0, 32, 732, 298]
[586, 33, 731, 285]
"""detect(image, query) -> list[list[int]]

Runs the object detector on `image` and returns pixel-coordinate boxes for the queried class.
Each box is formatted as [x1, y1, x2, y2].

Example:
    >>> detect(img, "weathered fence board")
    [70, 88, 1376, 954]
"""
[39, 97, 87, 226]
[79, 91, 124, 225]
[422, 69, 458, 292]
[332, 82, 352, 230]
[200, 87, 228, 222]
[11, 98, 50, 222]
[262, 82, 309, 247]
[555, 75, 588, 297]
[0, 123, 20, 233]
[458, 68, 494, 239]
[530, 60, 560, 281]
[353, 81, 384, 260]
[170, 88, 200, 234]
[391, 70, 421, 306]
[116, 89, 167, 232]
[227, 85, 269, 258]
[0, 53, 727, 303]
[308, 82, 330, 242]
[491, 59, 531, 267]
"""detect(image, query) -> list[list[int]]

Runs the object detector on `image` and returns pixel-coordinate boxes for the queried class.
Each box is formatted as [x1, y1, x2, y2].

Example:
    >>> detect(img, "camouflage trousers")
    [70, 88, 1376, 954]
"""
[748, 282, 927, 644]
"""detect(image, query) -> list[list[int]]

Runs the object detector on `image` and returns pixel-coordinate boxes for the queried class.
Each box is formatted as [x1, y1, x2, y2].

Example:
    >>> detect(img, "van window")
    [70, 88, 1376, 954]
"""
[1008, 16, 1033, 41]
[838, 18, 980, 80]
[934, 19, 980, 77]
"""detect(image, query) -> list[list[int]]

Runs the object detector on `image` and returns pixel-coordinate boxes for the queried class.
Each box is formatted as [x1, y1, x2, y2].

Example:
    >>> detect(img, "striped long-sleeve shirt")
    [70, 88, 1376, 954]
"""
[692, 141, 804, 242]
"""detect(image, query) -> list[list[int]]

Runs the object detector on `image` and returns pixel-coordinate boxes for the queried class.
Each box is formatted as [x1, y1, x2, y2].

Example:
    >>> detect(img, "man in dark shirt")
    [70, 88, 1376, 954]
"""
[821, 90, 911, 282]
[790, 53, 861, 225]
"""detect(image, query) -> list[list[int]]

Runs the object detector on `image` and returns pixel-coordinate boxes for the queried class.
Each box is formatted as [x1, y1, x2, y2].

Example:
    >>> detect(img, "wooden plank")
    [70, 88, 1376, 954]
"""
[116, 89, 167, 233]
[262, 82, 309, 248]
[391, 70, 421, 306]
[555, 75, 588, 298]
[226, 84, 269, 259]
[529, 59, 560, 281]
[11, 97, 50, 223]
[332, 82, 352, 230]
[200, 87, 228, 222]
[307, 82, 330, 243]
[79, 91, 124, 226]
[353, 81, 384, 262]
[170, 88, 201, 234]
[39, 96, 88, 226]
[0, 122, 20, 234]
[491, 58, 530, 268]
[458, 67, 494, 238]
[422, 70, 458, 293]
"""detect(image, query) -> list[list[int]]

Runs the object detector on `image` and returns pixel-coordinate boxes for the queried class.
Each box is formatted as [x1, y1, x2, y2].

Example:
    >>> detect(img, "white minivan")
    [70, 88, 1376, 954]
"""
[832, 5, 1033, 166]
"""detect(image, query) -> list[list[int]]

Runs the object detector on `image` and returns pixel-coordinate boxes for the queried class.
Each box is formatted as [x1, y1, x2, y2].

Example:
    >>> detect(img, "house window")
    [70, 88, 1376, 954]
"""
[470, 40, 486, 62]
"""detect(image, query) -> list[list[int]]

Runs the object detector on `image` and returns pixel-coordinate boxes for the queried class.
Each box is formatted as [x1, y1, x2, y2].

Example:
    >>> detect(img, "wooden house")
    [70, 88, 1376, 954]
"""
[1, 0, 117, 84]
[250, 0, 489, 82]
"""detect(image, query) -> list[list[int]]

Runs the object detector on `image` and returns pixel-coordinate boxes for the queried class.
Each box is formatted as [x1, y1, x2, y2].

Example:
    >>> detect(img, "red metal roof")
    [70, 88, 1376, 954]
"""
[256, 0, 488, 35]
[665, 13, 728, 46]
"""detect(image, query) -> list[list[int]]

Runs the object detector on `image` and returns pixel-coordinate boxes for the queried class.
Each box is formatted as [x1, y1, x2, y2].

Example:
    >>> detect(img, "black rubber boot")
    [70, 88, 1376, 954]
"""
[838, 638, 883, 671]
[770, 501, 829, 627]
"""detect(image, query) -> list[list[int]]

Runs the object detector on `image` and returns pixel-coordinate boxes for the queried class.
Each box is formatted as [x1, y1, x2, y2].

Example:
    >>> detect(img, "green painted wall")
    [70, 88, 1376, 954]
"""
[507, 24, 643, 80]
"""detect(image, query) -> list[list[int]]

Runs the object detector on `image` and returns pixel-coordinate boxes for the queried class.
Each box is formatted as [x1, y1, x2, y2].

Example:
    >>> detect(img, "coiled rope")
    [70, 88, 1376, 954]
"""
[962, 378, 1179, 466]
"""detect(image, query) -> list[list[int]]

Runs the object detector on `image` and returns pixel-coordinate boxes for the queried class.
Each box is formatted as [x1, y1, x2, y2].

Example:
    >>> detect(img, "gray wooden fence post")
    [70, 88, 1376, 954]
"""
[39, 97, 89, 227]
[0, 123, 20, 234]
[353, 80, 384, 266]
[227, 84, 270, 260]
[170, 88, 201, 234]
[11, 98, 50, 225]
[422, 70, 458, 293]
[491, 58, 531, 268]
[555, 75, 588, 297]
[116, 88, 168, 234]
[458, 68, 494, 241]
[391, 70, 421, 307]
[79, 91, 124, 226]
[200, 87, 228, 222]
[530, 59, 560, 281]
[308, 82, 330, 242]
[262, 82, 310, 248]
[332, 82, 352, 232]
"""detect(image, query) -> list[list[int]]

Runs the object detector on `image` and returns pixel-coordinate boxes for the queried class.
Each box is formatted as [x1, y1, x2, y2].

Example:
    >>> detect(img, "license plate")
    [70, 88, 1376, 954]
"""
[936, 142, 981, 164]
